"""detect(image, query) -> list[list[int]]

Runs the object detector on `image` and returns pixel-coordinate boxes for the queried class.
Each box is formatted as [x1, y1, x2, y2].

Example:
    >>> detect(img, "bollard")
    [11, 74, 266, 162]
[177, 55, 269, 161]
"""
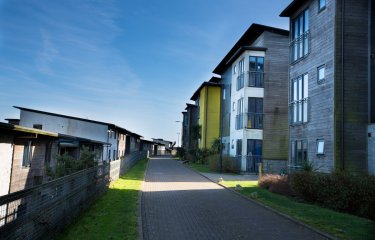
[258, 162, 262, 178]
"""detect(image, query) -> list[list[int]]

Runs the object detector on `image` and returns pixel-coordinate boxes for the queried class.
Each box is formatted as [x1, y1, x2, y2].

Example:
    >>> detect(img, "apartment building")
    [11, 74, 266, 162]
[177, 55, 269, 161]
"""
[280, 0, 374, 173]
[190, 78, 221, 149]
[0, 122, 105, 195]
[213, 24, 289, 173]
[181, 103, 199, 151]
[14, 106, 134, 163]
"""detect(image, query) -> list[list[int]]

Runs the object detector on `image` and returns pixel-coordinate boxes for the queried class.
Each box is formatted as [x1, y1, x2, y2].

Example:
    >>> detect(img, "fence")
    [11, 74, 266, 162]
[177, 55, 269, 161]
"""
[0, 151, 147, 240]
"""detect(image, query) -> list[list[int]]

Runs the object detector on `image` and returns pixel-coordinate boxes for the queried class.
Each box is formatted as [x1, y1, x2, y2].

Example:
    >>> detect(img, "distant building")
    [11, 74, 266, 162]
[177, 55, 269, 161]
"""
[213, 23, 289, 173]
[280, 0, 374, 173]
[14, 106, 139, 163]
[0, 122, 105, 195]
[181, 103, 199, 151]
[190, 78, 221, 149]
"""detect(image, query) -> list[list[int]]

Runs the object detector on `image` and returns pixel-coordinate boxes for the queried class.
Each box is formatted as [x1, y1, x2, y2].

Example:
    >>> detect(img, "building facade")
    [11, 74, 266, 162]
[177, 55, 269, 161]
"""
[190, 78, 221, 149]
[213, 24, 290, 173]
[181, 103, 199, 151]
[281, 0, 374, 173]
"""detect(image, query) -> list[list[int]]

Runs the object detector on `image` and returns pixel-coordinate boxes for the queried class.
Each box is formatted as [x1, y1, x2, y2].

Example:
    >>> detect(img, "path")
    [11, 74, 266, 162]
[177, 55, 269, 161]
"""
[141, 157, 326, 240]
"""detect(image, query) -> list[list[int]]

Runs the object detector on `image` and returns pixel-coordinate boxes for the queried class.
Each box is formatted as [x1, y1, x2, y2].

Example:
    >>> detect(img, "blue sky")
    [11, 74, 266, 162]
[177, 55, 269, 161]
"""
[0, 0, 290, 143]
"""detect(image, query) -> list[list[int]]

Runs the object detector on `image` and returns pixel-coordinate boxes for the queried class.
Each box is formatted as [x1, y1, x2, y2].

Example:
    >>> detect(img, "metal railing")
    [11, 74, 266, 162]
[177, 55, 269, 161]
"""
[245, 112, 263, 129]
[236, 113, 263, 130]
[236, 73, 245, 90]
[247, 71, 264, 88]
[246, 155, 262, 172]
[290, 31, 310, 63]
[235, 114, 244, 130]
[0, 151, 147, 239]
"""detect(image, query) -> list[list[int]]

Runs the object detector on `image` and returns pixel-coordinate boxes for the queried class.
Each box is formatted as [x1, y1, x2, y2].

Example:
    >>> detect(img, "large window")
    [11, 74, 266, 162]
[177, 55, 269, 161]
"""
[248, 56, 264, 87]
[235, 98, 244, 129]
[236, 59, 245, 90]
[290, 140, 308, 167]
[290, 73, 309, 124]
[22, 141, 32, 167]
[291, 8, 309, 62]
[247, 97, 263, 129]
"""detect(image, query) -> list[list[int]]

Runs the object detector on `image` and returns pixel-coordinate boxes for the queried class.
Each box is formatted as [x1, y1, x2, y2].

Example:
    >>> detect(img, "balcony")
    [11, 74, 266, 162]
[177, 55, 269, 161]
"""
[290, 31, 310, 63]
[247, 71, 264, 88]
[235, 112, 263, 130]
[236, 73, 245, 90]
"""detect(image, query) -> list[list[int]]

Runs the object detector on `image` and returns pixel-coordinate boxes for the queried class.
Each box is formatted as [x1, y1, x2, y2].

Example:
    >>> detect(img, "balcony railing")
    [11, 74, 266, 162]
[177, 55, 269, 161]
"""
[246, 155, 262, 172]
[236, 112, 263, 130]
[289, 98, 309, 124]
[247, 71, 264, 88]
[290, 31, 310, 63]
[235, 114, 244, 130]
[245, 112, 263, 129]
[236, 73, 245, 90]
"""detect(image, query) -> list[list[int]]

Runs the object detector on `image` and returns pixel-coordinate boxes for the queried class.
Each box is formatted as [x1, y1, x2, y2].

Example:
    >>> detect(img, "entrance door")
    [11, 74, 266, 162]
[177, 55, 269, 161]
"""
[247, 140, 262, 172]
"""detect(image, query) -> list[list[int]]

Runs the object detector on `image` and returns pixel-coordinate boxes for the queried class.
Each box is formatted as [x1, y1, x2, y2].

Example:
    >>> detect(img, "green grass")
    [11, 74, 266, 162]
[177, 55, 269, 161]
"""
[221, 180, 375, 240]
[58, 158, 148, 240]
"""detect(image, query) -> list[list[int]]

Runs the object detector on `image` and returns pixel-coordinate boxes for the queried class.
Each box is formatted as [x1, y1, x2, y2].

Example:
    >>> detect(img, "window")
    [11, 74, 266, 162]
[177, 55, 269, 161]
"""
[235, 98, 244, 129]
[249, 56, 264, 87]
[247, 98, 263, 129]
[232, 102, 236, 112]
[236, 139, 242, 156]
[113, 150, 116, 160]
[291, 140, 308, 166]
[22, 141, 32, 167]
[233, 64, 237, 74]
[236, 59, 245, 90]
[45, 142, 52, 165]
[317, 65, 325, 83]
[319, 0, 326, 11]
[291, 8, 309, 62]
[316, 139, 325, 155]
[33, 124, 42, 130]
[108, 149, 111, 160]
[223, 87, 226, 100]
[290, 73, 309, 124]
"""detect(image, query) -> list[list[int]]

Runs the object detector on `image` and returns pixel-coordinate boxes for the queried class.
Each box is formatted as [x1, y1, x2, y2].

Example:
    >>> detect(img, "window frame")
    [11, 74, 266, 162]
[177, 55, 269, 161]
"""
[318, 0, 326, 12]
[316, 139, 325, 155]
[290, 73, 309, 125]
[22, 141, 32, 168]
[317, 64, 326, 84]
[290, 140, 308, 167]
[291, 8, 310, 63]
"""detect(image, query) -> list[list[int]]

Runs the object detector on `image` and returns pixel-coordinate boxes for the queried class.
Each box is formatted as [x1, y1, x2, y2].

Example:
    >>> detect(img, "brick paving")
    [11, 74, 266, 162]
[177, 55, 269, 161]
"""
[141, 157, 327, 240]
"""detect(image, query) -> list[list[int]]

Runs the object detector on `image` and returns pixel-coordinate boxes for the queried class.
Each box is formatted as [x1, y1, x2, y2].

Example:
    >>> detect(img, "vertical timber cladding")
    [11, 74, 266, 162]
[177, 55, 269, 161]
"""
[336, 0, 370, 173]
[260, 32, 289, 164]
[198, 85, 221, 149]
[371, 0, 375, 124]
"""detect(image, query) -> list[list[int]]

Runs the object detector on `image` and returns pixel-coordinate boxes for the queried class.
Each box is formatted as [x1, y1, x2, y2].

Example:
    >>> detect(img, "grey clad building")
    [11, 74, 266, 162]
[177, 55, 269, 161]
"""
[280, 0, 374, 173]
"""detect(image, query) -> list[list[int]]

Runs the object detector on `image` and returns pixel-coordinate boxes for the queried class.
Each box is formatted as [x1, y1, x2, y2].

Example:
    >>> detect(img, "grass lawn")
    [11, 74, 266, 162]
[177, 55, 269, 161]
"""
[221, 180, 375, 240]
[58, 158, 148, 240]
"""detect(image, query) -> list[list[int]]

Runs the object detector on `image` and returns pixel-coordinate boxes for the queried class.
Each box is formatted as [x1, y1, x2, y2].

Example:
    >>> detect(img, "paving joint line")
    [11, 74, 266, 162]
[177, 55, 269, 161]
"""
[137, 158, 150, 240]
[182, 161, 337, 240]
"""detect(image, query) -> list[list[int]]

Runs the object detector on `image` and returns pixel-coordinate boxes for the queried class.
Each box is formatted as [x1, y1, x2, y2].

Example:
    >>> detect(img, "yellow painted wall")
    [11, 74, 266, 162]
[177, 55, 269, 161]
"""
[199, 86, 221, 149]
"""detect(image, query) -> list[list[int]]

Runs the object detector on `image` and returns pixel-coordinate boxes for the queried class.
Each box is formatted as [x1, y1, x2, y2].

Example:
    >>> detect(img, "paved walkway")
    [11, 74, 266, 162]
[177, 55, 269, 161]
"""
[200, 172, 259, 183]
[141, 157, 326, 240]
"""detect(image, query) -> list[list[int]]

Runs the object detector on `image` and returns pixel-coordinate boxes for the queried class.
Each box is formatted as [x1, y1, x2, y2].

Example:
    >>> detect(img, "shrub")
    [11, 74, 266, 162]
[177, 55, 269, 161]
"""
[175, 147, 186, 159]
[290, 171, 375, 220]
[259, 174, 294, 197]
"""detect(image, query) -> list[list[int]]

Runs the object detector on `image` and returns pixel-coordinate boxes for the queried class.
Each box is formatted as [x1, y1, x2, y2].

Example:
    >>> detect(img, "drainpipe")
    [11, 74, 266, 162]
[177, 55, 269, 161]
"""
[219, 82, 224, 173]
[341, 0, 345, 171]
[205, 86, 209, 149]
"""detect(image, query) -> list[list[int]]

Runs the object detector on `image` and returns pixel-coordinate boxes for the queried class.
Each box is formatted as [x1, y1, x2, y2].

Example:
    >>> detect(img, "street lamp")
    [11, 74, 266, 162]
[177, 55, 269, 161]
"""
[175, 121, 182, 148]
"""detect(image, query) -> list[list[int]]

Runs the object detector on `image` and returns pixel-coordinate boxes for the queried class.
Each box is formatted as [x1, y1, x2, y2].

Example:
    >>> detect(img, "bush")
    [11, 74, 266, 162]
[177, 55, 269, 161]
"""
[290, 171, 375, 220]
[259, 174, 294, 196]
[175, 147, 186, 159]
